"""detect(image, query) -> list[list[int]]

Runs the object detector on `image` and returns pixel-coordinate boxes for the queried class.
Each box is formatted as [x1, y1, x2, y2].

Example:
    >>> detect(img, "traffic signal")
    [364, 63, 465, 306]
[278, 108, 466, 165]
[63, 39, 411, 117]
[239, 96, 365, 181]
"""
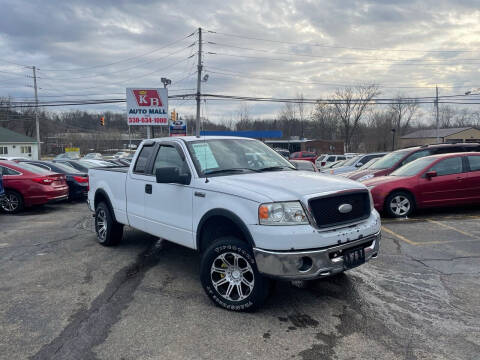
[100, 116, 105, 126]
[171, 110, 176, 122]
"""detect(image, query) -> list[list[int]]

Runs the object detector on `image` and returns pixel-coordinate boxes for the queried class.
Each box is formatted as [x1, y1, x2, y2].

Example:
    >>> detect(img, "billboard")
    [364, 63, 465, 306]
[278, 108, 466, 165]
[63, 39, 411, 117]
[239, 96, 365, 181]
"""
[126, 88, 168, 126]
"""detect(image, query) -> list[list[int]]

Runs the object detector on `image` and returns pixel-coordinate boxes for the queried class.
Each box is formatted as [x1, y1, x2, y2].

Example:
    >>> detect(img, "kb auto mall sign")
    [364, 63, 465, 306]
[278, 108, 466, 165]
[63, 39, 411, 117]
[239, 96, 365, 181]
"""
[126, 88, 168, 126]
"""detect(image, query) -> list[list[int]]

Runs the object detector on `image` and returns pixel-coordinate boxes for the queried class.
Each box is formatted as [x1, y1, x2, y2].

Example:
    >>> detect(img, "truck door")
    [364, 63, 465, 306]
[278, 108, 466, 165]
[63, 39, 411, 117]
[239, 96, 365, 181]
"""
[143, 142, 194, 248]
[126, 142, 156, 231]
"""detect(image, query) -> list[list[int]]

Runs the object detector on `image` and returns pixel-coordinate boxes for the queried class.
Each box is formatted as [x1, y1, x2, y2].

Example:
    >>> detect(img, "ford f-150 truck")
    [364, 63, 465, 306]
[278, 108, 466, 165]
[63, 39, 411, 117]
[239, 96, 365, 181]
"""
[88, 136, 381, 311]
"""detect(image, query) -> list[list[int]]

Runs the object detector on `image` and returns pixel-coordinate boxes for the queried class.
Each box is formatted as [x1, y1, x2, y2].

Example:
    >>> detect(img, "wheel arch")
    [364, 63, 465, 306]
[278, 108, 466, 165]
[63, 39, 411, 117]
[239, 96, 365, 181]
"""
[196, 209, 255, 252]
[94, 189, 117, 222]
[384, 188, 417, 211]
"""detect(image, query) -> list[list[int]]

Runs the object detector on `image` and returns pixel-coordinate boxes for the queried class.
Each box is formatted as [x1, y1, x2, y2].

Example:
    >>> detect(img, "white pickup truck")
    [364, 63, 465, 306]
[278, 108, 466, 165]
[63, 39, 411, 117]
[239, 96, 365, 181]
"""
[88, 136, 381, 311]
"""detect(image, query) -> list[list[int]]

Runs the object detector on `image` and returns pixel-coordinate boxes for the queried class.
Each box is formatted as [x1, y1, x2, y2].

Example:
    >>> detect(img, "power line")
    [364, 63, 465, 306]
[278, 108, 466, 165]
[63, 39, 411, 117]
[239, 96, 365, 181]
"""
[207, 41, 480, 64]
[207, 30, 477, 53]
[38, 32, 196, 72]
[205, 67, 476, 89]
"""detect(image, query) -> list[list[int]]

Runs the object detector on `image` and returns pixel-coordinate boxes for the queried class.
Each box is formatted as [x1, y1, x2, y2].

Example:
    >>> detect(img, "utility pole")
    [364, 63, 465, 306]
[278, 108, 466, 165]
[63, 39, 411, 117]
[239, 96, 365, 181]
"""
[32, 66, 41, 159]
[435, 85, 439, 144]
[195, 27, 202, 137]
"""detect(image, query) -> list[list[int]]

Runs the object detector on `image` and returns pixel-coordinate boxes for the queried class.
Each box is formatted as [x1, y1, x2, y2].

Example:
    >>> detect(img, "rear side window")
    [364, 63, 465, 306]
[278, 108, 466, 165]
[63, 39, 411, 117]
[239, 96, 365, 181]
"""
[430, 157, 463, 176]
[304, 152, 316, 157]
[434, 146, 463, 154]
[337, 156, 346, 160]
[327, 156, 336, 162]
[467, 156, 480, 171]
[26, 162, 51, 171]
[134, 145, 155, 174]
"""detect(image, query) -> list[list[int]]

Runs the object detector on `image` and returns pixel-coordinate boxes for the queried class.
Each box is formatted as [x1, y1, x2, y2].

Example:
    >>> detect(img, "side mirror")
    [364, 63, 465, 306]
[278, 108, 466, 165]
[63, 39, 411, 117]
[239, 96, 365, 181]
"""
[155, 167, 191, 185]
[425, 170, 437, 179]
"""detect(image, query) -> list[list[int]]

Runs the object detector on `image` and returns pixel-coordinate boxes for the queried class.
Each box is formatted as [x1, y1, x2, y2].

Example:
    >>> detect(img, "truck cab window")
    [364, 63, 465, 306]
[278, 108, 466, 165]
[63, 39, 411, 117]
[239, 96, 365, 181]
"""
[133, 145, 155, 174]
[153, 145, 189, 174]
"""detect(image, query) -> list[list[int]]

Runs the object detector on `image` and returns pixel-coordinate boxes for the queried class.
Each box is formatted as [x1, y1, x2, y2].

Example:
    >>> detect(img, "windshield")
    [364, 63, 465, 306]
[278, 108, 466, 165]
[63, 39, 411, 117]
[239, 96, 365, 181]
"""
[370, 150, 409, 170]
[15, 162, 52, 174]
[390, 157, 434, 176]
[186, 138, 295, 176]
[359, 158, 380, 170]
[342, 156, 360, 166]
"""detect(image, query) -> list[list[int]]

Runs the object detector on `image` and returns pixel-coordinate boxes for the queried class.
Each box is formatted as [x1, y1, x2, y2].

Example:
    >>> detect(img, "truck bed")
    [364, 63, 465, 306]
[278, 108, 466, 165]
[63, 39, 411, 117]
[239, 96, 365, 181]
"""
[93, 166, 129, 173]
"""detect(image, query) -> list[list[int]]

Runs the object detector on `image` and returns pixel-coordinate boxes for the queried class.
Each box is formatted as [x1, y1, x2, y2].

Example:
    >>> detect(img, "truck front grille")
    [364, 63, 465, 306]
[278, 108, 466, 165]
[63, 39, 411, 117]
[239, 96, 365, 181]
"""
[308, 191, 370, 228]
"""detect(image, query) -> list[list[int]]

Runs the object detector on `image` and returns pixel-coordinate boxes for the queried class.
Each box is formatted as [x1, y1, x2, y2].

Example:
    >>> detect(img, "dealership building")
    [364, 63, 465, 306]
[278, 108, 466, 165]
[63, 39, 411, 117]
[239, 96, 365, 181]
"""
[399, 127, 480, 148]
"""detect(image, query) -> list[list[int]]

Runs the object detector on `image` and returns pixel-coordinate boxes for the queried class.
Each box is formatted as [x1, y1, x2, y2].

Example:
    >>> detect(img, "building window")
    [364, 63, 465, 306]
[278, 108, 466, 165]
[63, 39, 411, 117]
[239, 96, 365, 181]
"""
[0, 146, 7, 155]
[21, 146, 32, 154]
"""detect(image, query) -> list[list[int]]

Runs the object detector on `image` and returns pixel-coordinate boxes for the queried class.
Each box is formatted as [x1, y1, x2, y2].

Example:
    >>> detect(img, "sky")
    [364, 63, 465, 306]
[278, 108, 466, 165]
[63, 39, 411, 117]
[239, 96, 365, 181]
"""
[0, 0, 479, 123]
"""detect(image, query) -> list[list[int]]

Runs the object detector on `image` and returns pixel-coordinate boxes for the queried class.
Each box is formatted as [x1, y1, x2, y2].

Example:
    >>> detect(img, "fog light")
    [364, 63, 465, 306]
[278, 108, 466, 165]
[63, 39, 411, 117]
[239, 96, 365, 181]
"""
[297, 256, 313, 272]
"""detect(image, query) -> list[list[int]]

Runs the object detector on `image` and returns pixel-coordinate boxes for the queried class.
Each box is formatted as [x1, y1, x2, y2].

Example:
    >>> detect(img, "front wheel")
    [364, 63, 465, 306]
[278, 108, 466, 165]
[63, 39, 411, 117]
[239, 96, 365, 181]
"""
[385, 191, 415, 218]
[95, 202, 123, 246]
[200, 237, 270, 312]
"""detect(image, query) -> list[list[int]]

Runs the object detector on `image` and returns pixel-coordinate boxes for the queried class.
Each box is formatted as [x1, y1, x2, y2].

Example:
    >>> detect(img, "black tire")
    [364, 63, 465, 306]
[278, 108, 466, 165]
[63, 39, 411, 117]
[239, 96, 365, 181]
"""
[200, 237, 270, 312]
[385, 191, 415, 218]
[95, 202, 123, 246]
[0, 190, 24, 214]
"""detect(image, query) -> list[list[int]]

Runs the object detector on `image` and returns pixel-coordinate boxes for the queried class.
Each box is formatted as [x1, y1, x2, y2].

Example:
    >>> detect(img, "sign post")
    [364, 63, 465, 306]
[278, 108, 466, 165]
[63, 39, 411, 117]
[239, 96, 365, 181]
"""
[126, 88, 169, 139]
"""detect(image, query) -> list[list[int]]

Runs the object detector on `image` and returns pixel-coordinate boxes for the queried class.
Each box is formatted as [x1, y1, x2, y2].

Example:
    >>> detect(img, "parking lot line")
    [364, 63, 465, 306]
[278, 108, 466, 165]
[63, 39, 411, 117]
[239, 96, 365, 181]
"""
[426, 219, 480, 240]
[381, 226, 418, 245]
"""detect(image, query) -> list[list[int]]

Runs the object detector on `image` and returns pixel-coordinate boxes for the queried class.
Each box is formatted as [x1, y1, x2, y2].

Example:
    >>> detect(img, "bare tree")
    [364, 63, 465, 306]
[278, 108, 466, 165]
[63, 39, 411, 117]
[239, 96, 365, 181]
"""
[388, 95, 419, 148]
[332, 85, 380, 152]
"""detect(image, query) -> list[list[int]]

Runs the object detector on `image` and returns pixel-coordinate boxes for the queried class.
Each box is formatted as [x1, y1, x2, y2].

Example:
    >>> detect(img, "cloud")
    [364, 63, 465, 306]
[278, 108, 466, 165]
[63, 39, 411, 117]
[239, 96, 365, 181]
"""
[0, 0, 479, 121]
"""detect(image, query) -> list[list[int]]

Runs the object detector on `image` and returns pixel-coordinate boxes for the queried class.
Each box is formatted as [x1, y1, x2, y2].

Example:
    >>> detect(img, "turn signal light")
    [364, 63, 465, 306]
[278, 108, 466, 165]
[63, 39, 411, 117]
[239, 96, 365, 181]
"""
[258, 205, 269, 219]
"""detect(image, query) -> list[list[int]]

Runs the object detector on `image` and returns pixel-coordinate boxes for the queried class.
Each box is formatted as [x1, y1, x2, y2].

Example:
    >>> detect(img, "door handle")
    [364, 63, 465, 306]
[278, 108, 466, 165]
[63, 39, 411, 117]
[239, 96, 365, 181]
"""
[194, 191, 205, 198]
[456, 177, 464, 180]
[145, 184, 152, 194]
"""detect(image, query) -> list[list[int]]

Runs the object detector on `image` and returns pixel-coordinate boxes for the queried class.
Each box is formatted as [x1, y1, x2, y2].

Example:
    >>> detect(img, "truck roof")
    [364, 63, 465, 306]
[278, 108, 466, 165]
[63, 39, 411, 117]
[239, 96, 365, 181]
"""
[148, 136, 256, 142]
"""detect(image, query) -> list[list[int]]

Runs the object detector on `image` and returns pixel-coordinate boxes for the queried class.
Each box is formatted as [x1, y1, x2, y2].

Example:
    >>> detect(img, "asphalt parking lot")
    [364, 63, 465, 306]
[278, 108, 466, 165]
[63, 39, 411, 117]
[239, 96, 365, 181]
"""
[1, 203, 479, 360]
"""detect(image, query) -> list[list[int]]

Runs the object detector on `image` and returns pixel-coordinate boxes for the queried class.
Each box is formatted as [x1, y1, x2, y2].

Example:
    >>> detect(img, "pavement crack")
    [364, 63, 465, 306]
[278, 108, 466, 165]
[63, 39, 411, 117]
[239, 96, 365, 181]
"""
[30, 239, 164, 360]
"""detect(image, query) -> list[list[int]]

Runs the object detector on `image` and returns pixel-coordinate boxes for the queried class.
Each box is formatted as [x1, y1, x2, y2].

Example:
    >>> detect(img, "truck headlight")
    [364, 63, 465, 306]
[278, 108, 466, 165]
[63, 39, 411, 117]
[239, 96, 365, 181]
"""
[258, 201, 309, 225]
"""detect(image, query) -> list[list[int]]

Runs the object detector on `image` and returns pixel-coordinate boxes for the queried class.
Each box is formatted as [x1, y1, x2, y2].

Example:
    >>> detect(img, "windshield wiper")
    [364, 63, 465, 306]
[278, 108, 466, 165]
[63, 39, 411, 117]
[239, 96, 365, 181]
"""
[256, 166, 294, 172]
[204, 168, 258, 175]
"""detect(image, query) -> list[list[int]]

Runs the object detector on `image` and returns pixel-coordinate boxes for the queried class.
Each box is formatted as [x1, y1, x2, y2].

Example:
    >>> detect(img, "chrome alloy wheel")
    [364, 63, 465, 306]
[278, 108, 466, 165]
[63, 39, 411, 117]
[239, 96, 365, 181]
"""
[96, 209, 107, 241]
[0, 194, 19, 212]
[390, 195, 411, 216]
[210, 252, 255, 302]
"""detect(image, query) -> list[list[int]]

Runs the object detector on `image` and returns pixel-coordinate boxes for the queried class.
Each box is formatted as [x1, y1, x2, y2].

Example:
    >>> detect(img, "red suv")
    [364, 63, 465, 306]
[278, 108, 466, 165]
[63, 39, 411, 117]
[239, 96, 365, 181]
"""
[365, 152, 480, 217]
[289, 151, 317, 163]
[346, 143, 480, 182]
[0, 160, 69, 213]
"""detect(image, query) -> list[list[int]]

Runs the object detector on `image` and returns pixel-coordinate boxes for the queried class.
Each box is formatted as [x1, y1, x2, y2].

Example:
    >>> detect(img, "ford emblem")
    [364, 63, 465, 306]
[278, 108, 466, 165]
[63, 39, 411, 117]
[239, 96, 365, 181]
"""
[338, 203, 353, 214]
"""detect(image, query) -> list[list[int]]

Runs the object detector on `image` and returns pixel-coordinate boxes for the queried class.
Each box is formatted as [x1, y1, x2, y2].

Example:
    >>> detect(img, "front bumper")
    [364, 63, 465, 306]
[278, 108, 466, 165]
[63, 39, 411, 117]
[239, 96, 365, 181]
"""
[253, 231, 380, 280]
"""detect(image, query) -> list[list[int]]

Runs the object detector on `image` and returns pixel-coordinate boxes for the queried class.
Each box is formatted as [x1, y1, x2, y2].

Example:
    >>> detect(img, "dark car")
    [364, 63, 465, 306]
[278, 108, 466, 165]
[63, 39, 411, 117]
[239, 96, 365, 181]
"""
[346, 143, 480, 182]
[365, 152, 480, 217]
[290, 160, 319, 172]
[18, 160, 89, 200]
[0, 160, 69, 213]
[54, 159, 114, 173]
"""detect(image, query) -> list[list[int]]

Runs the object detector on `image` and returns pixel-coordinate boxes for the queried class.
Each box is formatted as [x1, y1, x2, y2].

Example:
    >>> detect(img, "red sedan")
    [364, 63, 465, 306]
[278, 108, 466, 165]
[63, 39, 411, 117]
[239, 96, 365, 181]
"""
[364, 152, 480, 217]
[289, 151, 317, 163]
[0, 160, 69, 213]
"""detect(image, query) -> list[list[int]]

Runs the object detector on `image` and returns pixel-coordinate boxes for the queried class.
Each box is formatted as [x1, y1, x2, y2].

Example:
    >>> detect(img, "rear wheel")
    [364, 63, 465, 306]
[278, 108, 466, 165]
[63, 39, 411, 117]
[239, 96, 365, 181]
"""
[0, 190, 24, 213]
[200, 237, 270, 312]
[385, 191, 415, 218]
[95, 202, 123, 246]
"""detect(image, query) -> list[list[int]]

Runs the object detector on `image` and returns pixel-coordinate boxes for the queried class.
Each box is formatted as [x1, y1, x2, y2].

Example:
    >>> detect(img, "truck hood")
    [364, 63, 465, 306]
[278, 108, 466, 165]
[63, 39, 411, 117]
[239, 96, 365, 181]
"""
[208, 170, 367, 202]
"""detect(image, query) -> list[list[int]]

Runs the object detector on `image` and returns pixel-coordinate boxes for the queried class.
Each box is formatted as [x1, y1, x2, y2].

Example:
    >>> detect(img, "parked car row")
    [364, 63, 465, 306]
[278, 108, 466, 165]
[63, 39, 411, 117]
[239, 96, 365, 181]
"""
[282, 143, 480, 218]
[0, 158, 128, 213]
